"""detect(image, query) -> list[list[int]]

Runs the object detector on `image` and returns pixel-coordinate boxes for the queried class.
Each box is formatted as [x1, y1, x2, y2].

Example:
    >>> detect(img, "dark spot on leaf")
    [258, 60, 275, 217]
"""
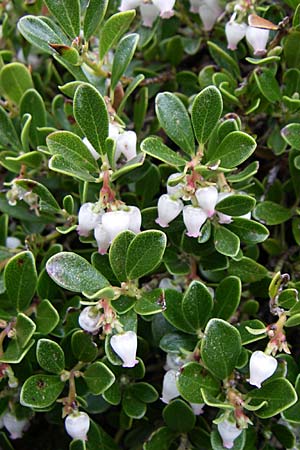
[37, 379, 46, 389]
[17, 259, 24, 266]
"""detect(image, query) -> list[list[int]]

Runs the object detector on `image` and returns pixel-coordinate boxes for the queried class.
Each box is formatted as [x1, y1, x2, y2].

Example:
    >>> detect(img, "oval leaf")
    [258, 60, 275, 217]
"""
[0, 62, 33, 105]
[37, 339, 65, 374]
[216, 194, 256, 216]
[253, 201, 292, 225]
[83, 362, 115, 395]
[84, 0, 108, 40]
[178, 362, 220, 403]
[209, 131, 257, 168]
[192, 85, 223, 145]
[111, 33, 139, 91]
[44, 0, 80, 38]
[182, 281, 213, 331]
[214, 226, 240, 257]
[141, 137, 187, 167]
[226, 218, 269, 244]
[20, 374, 65, 408]
[163, 399, 195, 433]
[109, 230, 135, 282]
[213, 276, 241, 320]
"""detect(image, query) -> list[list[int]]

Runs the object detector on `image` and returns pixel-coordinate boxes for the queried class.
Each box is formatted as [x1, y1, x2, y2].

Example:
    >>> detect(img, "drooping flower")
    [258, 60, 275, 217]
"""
[102, 210, 130, 242]
[78, 306, 101, 333]
[159, 277, 182, 292]
[127, 205, 142, 234]
[155, 194, 183, 228]
[94, 224, 111, 255]
[115, 130, 137, 162]
[77, 203, 102, 237]
[119, 0, 142, 11]
[3, 412, 30, 440]
[195, 186, 218, 217]
[6, 237, 21, 249]
[110, 330, 138, 368]
[152, 0, 176, 18]
[140, 3, 160, 27]
[225, 21, 247, 50]
[217, 419, 242, 449]
[82, 137, 100, 160]
[190, 402, 205, 415]
[189, 0, 202, 14]
[183, 205, 207, 238]
[166, 172, 184, 196]
[65, 411, 90, 441]
[161, 369, 180, 404]
[248, 350, 277, 388]
[198, 0, 221, 31]
[245, 26, 270, 56]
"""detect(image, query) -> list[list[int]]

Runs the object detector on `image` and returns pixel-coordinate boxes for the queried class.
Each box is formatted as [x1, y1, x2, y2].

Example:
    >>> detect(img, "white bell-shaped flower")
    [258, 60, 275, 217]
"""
[110, 330, 138, 368]
[189, 0, 202, 13]
[155, 194, 183, 228]
[164, 353, 188, 371]
[161, 369, 180, 404]
[246, 26, 270, 56]
[82, 137, 100, 160]
[225, 21, 247, 50]
[115, 131, 137, 162]
[195, 186, 218, 217]
[240, 212, 251, 220]
[152, 0, 175, 18]
[78, 306, 101, 333]
[167, 172, 184, 196]
[248, 350, 277, 388]
[65, 411, 90, 441]
[94, 224, 111, 255]
[190, 402, 205, 415]
[140, 3, 160, 27]
[109, 122, 122, 140]
[3, 412, 29, 440]
[102, 210, 130, 242]
[6, 237, 21, 249]
[217, 419, 242, 449]
[199, 0, 221, 31]
[119, 0, 142, 11]
[159, 277, 182, 292]
[183, 205, 207, 238]
[127, 206, 142, 234]
[77, 203, 102, 237]
[216, 192, 232, 224]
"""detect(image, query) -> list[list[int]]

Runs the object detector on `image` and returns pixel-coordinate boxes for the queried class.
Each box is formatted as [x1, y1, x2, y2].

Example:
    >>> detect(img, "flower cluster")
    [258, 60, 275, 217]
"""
[119, 0, 176, 27]
[225, 15, 270, 55]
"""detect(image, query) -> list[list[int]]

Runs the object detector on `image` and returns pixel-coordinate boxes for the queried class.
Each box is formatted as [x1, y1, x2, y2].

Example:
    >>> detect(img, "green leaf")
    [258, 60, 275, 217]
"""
[247, 378, 297, 418]
[71, 330, 98, 362]
[46, 252, 109, 293]
[122, 387, 147, 419]
[126, 231, 167, 280]
[37, 339, 65, 374]
[281, 123, 300, 150]
[109, 230, 135, 282]
[19, 89, 47, 147]
[84, 0, 108, 40]
[70, 440, 86, 450]
[111, 33, 139, 91]
[44, 0, 80, 38]
[182, 281, 213, 331]
[201, 318, 242, 380]
[143, 427, 176, 450]
[0, 105, 20, 150]
[253, 201, 292, 225]
[226, 218, 269, 244]
[163, 289, 195, 334]
[0, 62, 33, 105]
[73, 84, 109, 155]
[99, 10, 136, 61]
[141, 137, 187, 167]
[214, 226, 240, 257]
[134, 288, 164, 315]
[227, 161, 259, 183]
[0, 313, 36, 363]
[254, 68, 281, 103]
[191, 85, 223, 145]
[4, 251, 37, 312]
[216, 194, 256, 216]
[163, 399, 195, 433]
[177, 362, 220, 403]
[236, 319, 266, 344]
[213, 276, 241, 320]
[283, 374, 300, 423]
[228, 257, 268, 283]
[20, 374, 65, 408]
[208, 131, 257, 168]
[118, 73, 145, 114]
[14, 179, 61, 214]
[208, 41, 240, 78]
[83, 362, 115, 394]
[284, 31, 300, 69]
[49, 154, 98, 182]
[155, 92, 195, 155]
[36, 300, 60, 334]
[160, 333, 197, 353]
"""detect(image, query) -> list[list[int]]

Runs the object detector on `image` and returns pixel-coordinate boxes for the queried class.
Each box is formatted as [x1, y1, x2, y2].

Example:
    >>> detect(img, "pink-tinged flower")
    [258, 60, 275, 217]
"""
[183, 206, 207, 238]
[82, 137, 100, 160]
[127, 206, 142, 234]
[102, 210, 130, 242]
[65, 412, 90, 441]
[189, 0, 201, 13]
[217, 419, 242, 449]
[3, 412, 30, 440]
[167, 172, 184, 196]
[246, 26, 270, 56]
[94, 224, 111, 255]
[155, 194, 183, 228]
[119, 0, 142, 11]
[195, 186, 218, 217]
[110, 331, 138, 368]
[199, 0, 221, 31]
[225, 21, 247, 50]
[140, 3, 160, 27]
[78, 306, 101, 333]
[77, 203, 102, 237]
[161, 369, 180, 404]
[190, 402, 205, 415]
[152, 0, 175, 18]
[115, 131, 137, 162]
[216, 192, 232, 224]
[248, 350, 277, 388]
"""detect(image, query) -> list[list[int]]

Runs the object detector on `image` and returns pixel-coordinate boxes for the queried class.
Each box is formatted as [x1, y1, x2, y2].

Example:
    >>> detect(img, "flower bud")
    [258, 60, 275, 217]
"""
[77, 203, 102, 237]
[65, 411, 90, 441]
[119, 0, 142, 11]
[225, 21, 247, 51]
[152, 0, 175, 18]
[248, 350, 277, 388]
[140, 3, 159, 27]
[155, 194, 183, 228]
[110, 330, 138, 368]
[6, 237, 21, 249]
[3, 412, 29, 440]
[78, 306, 101, 333]
[82, 137, 100, 160]
[115, 131, 137, 162]
[217, 419, 242, 449]
[94, 224, 111, 255]
[102, 210, 130, 242]
[183, 205, 207, 238]
[161, 369, 180, 404]
[246, 26, 270, 56]
[167, 172, 184, 196]
[199, 0, 221, 31]
[127, 205, 142, 234]
[195, 186, 218, 217]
